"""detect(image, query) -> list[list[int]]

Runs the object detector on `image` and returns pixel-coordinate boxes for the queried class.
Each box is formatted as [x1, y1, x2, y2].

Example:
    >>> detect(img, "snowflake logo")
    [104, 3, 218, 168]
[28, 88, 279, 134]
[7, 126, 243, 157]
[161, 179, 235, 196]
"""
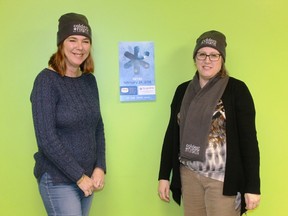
[124, 46, 150, 74]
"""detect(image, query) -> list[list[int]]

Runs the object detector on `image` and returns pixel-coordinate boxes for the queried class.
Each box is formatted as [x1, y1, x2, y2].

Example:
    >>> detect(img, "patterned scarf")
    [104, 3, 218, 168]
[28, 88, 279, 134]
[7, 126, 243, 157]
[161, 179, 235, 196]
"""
[179, 72, 229, 162]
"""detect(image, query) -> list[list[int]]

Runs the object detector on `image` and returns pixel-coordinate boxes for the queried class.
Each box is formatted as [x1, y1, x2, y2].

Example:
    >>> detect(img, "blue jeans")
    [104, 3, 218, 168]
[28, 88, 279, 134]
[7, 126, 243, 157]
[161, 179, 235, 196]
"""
[39, 173, 93, 216]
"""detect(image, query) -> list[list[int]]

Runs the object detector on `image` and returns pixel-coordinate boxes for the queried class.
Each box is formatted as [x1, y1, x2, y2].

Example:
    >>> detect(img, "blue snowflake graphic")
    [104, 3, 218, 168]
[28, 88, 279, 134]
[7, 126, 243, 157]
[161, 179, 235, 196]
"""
[123, 46, 150, 74]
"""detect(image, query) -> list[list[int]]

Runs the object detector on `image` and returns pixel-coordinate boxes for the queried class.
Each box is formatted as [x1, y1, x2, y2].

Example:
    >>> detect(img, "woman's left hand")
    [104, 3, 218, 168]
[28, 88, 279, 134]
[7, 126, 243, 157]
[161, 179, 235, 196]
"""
[91, 167, 105, 191]
[244, 193, 260, 210]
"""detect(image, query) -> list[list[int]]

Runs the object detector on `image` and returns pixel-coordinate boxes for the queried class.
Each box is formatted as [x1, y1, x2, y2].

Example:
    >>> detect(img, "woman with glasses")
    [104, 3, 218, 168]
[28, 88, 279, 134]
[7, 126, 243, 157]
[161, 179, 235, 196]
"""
[158, 30, 260, 216]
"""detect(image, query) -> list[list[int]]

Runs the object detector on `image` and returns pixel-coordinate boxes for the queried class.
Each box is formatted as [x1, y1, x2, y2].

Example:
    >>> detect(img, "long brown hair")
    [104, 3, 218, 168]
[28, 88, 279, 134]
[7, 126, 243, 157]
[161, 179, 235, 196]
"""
[48, 43, 94, 77]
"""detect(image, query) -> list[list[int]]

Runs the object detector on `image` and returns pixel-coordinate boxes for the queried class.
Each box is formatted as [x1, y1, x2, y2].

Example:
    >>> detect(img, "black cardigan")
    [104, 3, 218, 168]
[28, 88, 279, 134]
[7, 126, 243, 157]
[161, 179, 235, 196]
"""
[158, 77, 260, 215]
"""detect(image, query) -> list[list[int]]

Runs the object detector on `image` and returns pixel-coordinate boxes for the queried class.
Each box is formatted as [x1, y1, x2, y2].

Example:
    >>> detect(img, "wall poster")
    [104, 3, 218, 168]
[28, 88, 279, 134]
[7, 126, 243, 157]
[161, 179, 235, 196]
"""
[119, 41, 155, 102]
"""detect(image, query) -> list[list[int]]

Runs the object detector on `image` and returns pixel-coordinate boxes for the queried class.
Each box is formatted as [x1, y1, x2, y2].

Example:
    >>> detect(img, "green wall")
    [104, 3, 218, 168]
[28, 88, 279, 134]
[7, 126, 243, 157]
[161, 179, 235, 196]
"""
[0, 0, 287, 215]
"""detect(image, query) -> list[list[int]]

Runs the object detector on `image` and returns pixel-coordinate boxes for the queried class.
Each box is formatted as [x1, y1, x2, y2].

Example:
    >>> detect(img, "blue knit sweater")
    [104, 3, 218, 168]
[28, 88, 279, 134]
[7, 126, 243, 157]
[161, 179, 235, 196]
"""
[31, 68, 106, 183]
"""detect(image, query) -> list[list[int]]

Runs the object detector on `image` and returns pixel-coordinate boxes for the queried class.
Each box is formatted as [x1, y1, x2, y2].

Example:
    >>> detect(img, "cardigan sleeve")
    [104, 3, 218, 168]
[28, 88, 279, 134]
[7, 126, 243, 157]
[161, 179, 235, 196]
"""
[31, 71, 85, 182]
[158, 101, 176, 180]
[158, 81, 190, 206]
[234, 81, 260, 194]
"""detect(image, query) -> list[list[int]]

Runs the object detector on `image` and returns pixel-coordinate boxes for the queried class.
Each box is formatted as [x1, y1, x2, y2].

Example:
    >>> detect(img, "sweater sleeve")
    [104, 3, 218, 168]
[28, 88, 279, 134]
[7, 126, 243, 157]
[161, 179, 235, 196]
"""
[93, 78, 106, 173]
[31, 71, 85, 182]
[235, 81, 260, 194]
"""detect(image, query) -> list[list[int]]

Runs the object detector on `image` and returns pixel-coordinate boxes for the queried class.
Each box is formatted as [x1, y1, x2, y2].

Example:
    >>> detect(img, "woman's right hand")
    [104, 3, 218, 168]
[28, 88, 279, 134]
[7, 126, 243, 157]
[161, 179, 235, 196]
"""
[77, 175, 95, 197]
[158, 180, 170, 202]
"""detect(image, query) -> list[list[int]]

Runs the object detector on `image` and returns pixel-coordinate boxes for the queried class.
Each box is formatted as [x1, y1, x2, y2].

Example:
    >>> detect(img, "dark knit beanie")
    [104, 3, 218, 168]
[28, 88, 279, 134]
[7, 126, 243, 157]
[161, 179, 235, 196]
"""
[193, 30, 227, 61]
[57, 13, 92, 46]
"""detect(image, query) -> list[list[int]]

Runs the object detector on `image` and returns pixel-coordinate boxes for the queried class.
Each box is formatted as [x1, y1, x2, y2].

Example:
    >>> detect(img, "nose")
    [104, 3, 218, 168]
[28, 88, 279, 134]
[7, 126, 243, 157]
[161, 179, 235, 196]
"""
[76, 41, 83, 50]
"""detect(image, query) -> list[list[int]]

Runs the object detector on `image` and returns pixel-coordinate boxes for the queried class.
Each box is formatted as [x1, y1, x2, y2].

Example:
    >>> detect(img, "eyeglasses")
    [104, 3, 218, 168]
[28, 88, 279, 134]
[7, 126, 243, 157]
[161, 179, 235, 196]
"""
[196, 52, 221, 61]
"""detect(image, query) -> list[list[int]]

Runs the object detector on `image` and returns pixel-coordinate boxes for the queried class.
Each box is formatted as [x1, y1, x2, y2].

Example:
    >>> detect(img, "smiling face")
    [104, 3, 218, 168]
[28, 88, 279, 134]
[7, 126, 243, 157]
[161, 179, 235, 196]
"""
[63, 35, 91, 74]
[195, 47, 223, 87]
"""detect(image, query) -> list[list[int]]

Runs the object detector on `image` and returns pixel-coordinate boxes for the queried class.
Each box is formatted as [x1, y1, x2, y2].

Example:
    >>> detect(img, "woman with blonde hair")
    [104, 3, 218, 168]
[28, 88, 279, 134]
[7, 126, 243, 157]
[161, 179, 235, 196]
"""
[158, 30, 260, 216]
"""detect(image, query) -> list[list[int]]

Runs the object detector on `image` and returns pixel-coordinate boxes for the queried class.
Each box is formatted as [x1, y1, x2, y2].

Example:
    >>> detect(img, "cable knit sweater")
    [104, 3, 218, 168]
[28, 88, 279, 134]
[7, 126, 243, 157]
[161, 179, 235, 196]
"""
[31, 68, 106, 184]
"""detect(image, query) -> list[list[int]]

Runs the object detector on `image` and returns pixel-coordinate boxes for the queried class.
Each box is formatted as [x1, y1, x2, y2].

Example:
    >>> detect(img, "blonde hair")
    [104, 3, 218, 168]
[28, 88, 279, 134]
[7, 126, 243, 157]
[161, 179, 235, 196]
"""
[220, 63, 229, 77]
